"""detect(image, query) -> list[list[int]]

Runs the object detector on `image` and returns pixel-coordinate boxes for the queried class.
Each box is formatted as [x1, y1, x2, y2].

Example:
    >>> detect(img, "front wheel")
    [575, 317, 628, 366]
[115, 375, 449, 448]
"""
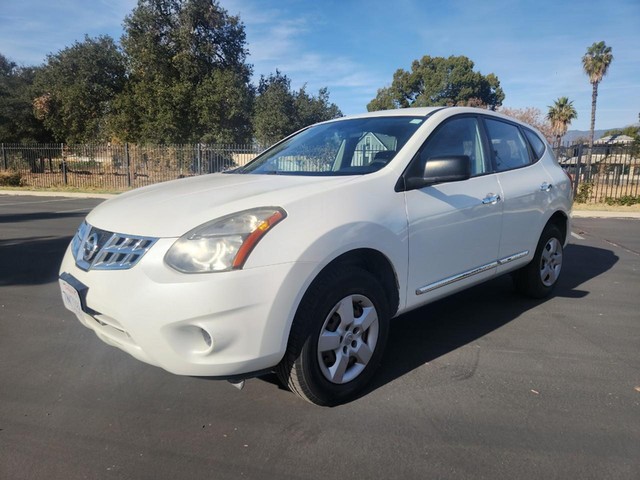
[276, 267, 390, 406]
[514, 224, 564, 298]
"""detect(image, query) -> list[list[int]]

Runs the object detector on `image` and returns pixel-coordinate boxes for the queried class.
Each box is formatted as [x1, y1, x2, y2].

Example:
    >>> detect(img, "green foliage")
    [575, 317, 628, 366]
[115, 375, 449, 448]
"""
[0, 171, 24, 186]
[574, 182, 593, 203]
[253, 72, 297, 146]
[296, 86, 343, 129]
[253, 71, 342, 146]
[0, 54, 52, 142]
[603, 126, 640, 141]
[582, 41, 614, 151]
[604, 195, 640, 206]
[368, 55, 504, 111]
[547, 97, 577, 146]
[33, 36, 126, 143]
[0, 1, 342, 145]
[582, 41, 614, 86]
[116, 0, 254, 143]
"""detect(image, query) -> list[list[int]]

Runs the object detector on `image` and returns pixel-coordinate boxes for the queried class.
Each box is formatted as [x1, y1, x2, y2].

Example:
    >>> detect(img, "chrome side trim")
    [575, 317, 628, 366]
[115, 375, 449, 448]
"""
[497, 250, 529, 265]
[416, 261, 498, 295]
[415, 250, 529, 296]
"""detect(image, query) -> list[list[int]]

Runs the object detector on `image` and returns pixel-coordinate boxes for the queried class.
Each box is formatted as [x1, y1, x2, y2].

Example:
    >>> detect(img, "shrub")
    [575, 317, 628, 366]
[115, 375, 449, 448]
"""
[604, 195, 640, 206]
[0, 171, 24, 187]
[574, 182, 593, 203]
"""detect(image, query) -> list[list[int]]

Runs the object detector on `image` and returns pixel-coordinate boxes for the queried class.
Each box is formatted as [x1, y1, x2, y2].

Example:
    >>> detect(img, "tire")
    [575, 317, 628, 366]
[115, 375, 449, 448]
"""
[514, 224, 564, 298]
[276, 266, 390, 406]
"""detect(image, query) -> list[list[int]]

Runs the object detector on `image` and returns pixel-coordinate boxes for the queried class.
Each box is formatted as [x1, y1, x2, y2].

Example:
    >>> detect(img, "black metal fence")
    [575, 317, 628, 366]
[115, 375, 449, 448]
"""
[0, 143, 263, 191]
[553, 142, 640, 203]
[1, 142, 639, 203]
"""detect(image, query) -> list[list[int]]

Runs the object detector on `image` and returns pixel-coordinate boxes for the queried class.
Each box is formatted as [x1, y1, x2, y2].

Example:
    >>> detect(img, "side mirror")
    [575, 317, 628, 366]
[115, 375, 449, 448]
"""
[403, 155, 471, 190]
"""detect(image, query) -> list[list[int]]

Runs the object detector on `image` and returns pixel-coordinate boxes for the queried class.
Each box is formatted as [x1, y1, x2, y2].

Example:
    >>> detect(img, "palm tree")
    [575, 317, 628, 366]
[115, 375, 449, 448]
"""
[547, 97, 578, 147]
[582, 41, 613, 167]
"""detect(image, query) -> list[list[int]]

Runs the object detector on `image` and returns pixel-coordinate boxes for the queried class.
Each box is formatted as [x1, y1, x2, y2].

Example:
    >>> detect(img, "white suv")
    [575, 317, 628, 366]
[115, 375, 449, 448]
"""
[59, 107, 572, 405]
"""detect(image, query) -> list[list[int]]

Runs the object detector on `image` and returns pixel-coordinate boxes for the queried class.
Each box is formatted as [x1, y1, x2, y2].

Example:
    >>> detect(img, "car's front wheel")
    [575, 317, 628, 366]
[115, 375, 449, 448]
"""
[514, 223, 564, 298]
[277, 266, 390, 406]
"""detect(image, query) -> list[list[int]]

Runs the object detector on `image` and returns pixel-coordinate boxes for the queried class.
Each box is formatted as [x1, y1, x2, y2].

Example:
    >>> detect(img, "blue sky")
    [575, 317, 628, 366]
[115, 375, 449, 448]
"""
[1, 0, 638, 131]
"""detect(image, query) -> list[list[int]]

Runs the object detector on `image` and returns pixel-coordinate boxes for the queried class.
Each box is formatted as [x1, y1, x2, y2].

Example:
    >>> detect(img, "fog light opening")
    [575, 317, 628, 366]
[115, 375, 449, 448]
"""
[200, 328, 213, 349]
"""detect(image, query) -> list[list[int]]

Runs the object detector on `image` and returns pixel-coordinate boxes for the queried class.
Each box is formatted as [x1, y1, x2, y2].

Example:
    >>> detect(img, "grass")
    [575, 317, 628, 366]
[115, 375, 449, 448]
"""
[573, 202, 640, 212]
[0, 185, 121, 195]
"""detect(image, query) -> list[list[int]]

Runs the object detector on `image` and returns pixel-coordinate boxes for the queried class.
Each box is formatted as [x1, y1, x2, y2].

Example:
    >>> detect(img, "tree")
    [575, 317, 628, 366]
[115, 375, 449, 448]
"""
[115, 0, 253, 143]
[546, 97, 578, 147]
[582, 41, 613, 164]
[368, 55, 504, 111]
[0, 54, 52, 142]
[603, 126, 639, 141]
[500, 107, 554, 143]
[253, 71, 342, 146]
[253, 71, 297, 146]
[295, 86, 342, 130]
[32, 36, 126, 143]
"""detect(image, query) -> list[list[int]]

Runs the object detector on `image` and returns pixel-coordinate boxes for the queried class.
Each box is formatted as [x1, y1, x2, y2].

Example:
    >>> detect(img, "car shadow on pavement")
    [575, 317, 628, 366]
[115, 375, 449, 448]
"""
[354, 243, 619, 402]
[0, 236, 72, 286]
[0, 210, 87, 224]
[258, 243, 619, 404]
[259, 244, 618, 401]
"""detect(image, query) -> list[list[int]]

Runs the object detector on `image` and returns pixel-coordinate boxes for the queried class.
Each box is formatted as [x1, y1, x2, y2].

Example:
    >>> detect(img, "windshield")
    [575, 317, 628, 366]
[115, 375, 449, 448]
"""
[235, 116, 426, 175]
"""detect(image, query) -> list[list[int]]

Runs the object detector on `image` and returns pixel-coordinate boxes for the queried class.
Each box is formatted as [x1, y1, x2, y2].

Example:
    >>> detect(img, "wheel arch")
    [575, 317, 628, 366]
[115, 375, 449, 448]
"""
[546, 210, 569, 245]
[315, 248, 401, 318]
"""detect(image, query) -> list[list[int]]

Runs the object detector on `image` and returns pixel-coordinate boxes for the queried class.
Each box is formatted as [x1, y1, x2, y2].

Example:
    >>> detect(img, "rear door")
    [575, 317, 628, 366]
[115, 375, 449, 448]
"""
[482, 117, 555, 274]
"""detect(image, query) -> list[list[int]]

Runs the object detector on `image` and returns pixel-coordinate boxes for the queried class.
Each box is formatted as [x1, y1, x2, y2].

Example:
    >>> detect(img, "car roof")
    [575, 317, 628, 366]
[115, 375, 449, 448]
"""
[338, 107, 443, 120]
[336, 106, 525, 123]
[313, 107, 544, 141]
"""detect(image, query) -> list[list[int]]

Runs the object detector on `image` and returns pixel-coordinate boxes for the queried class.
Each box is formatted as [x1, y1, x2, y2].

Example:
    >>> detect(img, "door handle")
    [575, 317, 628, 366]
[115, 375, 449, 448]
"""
[482, 194, 501, 205]
[540, 182, 553, 192]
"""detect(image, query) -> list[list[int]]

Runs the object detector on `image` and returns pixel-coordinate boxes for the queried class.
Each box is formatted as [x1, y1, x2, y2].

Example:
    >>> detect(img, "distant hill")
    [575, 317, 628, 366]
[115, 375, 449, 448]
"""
[561, 129, 606, 144]
[562, 124, 640, 144]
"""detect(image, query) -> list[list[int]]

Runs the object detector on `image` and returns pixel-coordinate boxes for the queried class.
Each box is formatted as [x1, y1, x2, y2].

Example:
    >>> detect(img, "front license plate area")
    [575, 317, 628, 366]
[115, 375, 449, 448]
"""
[60, 278, 84, 317]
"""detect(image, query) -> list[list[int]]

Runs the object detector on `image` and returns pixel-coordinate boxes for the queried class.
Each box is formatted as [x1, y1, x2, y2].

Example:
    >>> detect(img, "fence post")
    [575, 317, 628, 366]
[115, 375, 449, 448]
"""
[1, 143, 6, 170]
[125, 143, 132, 187]
[61, 143, 68, 185]
[197, 143, 202, 175]
[573, 144, 583, 199]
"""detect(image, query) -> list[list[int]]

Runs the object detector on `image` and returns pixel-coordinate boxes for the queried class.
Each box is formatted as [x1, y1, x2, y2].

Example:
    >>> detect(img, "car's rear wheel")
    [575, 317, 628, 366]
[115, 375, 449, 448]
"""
[514, 224, 564, 298]
[276, 266, 389, 406]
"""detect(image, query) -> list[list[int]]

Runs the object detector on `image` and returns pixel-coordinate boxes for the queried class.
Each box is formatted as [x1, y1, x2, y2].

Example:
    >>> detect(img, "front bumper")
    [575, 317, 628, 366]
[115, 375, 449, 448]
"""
[59, 238, 316, 377]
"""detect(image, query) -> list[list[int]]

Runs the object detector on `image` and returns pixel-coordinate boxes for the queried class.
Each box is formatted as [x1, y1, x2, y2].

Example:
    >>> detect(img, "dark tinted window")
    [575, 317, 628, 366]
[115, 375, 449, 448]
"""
[484, 118, 531, 172]
[523, 128, 546, 160]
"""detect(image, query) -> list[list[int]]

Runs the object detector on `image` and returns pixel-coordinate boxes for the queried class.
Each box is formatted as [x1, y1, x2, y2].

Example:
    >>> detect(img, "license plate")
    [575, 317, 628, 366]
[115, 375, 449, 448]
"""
[60, 278, 84, 317]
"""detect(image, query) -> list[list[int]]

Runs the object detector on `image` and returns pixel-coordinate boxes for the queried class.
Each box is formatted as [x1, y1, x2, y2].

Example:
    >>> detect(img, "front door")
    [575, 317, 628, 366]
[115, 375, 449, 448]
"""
[404, 115, 503, 309]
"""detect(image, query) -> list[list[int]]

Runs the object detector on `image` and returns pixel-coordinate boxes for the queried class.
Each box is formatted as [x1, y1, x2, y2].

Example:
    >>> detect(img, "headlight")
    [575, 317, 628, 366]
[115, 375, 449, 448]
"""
[164, 207, 286, 273]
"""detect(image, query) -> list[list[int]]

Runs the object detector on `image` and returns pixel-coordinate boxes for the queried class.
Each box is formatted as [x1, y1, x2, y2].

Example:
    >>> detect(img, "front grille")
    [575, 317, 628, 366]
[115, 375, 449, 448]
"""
[72, 221, 158, 271]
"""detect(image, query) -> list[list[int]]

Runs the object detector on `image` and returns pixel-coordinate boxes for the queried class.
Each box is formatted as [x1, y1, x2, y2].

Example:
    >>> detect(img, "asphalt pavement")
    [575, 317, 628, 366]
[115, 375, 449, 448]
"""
[1, 194, 638, 479]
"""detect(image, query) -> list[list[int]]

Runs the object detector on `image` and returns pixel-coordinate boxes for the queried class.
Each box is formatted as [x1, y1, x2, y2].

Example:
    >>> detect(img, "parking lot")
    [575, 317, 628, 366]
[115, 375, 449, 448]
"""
[1, 194, 638, 479]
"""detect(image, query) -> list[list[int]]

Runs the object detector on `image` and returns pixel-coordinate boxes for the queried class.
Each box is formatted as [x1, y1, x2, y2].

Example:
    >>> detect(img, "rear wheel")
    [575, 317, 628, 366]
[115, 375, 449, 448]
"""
[277, 267, 390, 406]
[514, 224, 564, 298]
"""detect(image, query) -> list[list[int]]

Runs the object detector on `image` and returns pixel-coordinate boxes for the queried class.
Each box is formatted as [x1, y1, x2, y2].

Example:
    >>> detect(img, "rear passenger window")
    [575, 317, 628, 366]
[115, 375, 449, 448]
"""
[523, 128, 546, 160]
[484, 118, 532, 172]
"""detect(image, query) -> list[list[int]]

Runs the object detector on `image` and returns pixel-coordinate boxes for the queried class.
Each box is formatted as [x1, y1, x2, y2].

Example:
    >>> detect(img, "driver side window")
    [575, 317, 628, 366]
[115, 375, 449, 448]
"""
[418, 117, 488, 176]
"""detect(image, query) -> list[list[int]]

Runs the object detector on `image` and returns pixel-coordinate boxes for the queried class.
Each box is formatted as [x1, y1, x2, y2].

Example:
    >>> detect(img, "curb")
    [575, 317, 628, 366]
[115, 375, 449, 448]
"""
[572, 210, 640, 219]
[0, 189, 116, 200]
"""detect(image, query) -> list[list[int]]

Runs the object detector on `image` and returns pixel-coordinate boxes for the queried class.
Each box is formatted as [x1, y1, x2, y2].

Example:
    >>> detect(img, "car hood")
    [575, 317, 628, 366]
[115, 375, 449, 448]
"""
[86, 173, 356, 237]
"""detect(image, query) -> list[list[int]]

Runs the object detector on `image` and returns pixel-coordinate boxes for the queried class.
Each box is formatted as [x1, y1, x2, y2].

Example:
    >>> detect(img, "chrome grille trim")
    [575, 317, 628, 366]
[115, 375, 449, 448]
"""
[73, 221, 158, 271]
